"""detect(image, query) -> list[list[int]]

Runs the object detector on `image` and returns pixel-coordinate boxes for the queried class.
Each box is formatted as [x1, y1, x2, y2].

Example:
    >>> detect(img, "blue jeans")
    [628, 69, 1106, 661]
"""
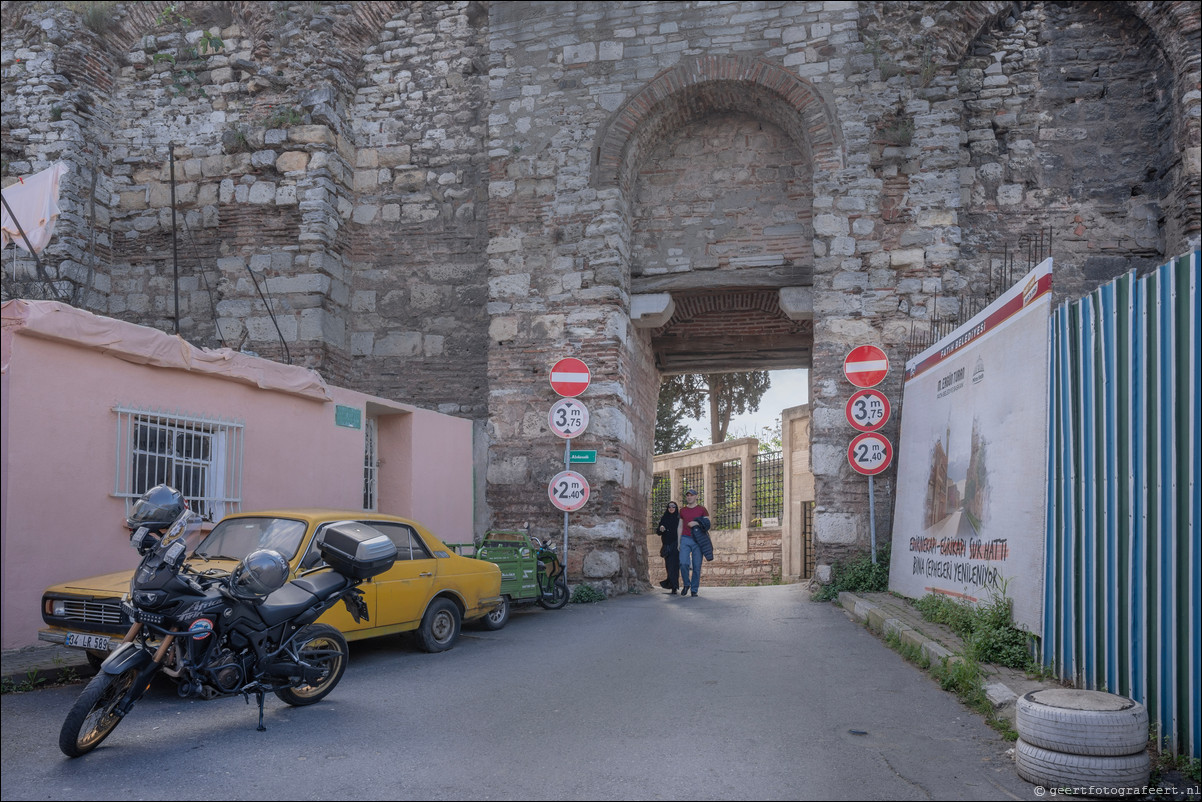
[679, 534, 702, 593]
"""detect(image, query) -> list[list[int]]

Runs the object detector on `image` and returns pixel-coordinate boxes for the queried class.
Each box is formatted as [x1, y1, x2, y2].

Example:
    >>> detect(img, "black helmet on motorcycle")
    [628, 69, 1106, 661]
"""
[126, 485, 187, 531]
[230, 549, 290, 598]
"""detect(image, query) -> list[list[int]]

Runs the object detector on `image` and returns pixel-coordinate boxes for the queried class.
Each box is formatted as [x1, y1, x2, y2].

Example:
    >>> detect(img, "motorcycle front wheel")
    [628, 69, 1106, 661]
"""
[59, 667, 139, 757]
[274, 624, 348, 707]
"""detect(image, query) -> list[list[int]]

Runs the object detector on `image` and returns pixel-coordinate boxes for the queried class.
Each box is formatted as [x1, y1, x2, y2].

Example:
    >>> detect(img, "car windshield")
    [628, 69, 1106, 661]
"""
[192, 517, 308, 562]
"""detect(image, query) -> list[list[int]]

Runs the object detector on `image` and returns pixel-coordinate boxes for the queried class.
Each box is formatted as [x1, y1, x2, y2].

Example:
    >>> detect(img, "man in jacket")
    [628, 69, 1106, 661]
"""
[678, 488, 709, 597]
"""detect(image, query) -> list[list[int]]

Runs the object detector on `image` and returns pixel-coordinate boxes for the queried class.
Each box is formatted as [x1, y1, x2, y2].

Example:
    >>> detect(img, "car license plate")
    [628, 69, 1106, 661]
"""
[65, 632, 111, 651]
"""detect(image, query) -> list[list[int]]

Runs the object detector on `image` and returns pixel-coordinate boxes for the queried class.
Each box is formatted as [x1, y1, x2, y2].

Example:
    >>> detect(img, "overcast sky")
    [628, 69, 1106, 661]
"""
[684, 368, 810, 444]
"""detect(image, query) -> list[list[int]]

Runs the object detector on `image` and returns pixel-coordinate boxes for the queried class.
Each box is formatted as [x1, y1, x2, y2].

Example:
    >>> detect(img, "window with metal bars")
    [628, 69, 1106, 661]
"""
[754, 450, 784, 523]
[679, 467, 703, 504]
[363, 417, 378, 511]
[712, 458, 741, 529]
[649, 472, 671, 532]
[802, 500, 815, 579]
[114, 407, 243, 522]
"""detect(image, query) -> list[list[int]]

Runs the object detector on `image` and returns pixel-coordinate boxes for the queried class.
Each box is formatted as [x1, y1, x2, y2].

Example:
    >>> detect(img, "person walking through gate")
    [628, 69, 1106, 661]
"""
[678, 489, 709, 597]
[655, 501, 681, 594]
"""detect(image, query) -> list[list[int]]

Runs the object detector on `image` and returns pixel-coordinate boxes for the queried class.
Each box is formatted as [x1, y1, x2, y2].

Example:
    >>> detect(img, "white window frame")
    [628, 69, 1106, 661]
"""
[363, 417, 378, 512]
[114, 406, 244, 521]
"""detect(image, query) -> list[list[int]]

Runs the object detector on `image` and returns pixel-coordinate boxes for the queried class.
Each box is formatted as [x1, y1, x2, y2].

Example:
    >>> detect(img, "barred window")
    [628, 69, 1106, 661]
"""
[754, 450, 784, 523]
[114, 407, 243, 521]
[649, 472, 671, 532]
[363, 417, 379, 512]
[679, 466, 703, 503]
[712, 458, 741, 530]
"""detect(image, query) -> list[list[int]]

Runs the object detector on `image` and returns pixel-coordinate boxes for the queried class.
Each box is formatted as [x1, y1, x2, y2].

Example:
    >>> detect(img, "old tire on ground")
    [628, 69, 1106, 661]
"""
[1016, 689, 1148, 756]
[1015, 738, 1150, 790]
[417, 598, 462, 652]
[59, 667, 139, 757]
[477, 595, 510, 631]
[274, 624, 349, 707]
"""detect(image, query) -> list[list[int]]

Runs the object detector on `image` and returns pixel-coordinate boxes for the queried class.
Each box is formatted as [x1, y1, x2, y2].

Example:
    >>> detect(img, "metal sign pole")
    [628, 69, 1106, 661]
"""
[563, 439, 570, 556]
[869, 474, 877, 564]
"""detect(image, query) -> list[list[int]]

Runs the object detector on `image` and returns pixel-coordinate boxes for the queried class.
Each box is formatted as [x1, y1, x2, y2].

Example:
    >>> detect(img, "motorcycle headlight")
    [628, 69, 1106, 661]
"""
[130, 526, 157, 554]
[132, 590, 167, 609]
[163, 540, 187, 569]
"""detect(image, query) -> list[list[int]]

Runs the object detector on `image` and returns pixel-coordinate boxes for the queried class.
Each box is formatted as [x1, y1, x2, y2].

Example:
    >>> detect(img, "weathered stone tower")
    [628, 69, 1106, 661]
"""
[3, 1, 1198, 590]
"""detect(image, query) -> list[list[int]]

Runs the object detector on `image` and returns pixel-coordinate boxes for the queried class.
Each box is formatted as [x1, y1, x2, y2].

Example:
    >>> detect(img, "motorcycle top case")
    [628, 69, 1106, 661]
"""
[318, 521, 398, 579]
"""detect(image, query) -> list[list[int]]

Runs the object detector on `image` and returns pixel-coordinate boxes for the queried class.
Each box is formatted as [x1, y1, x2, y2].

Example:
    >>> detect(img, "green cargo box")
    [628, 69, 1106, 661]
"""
[450, 530, 541, 601]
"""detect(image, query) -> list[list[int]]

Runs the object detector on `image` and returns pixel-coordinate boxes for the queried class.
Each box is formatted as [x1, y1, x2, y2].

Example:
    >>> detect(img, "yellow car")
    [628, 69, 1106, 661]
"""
[39, 509, 504, 667]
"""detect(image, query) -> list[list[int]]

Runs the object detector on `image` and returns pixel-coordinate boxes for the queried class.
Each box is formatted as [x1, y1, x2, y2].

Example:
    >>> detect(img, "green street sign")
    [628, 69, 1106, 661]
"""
[335, 405, 362, 429]
[569, 450, 597, 464]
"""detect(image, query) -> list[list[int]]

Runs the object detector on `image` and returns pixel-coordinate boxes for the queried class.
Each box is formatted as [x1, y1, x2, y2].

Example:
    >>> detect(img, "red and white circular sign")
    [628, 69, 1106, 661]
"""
[550, 358, 590, 397]
[548, 398, 589, 439]
[548, 470, 590, 512]
[848, 432, 893, 475]
[845, 388, 891, 433]
[843, 345, 889, 388]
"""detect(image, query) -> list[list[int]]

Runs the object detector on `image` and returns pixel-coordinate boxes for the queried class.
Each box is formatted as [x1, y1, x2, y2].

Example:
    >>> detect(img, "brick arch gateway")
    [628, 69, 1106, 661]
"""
[2, 1, 1197, 594]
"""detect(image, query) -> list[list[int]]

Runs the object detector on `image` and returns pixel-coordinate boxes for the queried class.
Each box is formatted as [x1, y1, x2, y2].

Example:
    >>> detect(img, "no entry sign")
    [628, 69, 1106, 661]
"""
[550, 358, 590, 397]
[548, 398, 589, 439]
[848, 432, 893, 475]
[548, 470, 590, 512]
[845, 388, 891, 433]
[843, 345, 889, 388]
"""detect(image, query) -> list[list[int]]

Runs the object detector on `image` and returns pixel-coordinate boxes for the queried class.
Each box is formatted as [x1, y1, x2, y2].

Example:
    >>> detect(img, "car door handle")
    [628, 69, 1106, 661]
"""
[419, 572, 433, 577]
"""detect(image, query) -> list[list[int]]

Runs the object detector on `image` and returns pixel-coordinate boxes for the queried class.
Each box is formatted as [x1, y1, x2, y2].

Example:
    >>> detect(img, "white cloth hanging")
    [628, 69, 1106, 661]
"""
[1, 162, 70, 254]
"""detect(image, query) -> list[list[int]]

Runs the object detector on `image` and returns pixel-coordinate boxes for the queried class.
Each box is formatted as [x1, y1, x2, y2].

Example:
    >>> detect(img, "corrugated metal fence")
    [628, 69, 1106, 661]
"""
[1045, 251, 1199, 757]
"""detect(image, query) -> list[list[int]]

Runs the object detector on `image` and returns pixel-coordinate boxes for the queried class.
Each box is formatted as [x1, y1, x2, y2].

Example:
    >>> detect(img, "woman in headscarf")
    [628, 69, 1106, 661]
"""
[655, 501, 681, 594]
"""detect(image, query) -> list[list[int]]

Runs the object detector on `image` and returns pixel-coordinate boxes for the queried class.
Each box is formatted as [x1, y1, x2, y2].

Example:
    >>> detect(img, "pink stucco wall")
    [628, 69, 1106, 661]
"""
[1, 301, 474, 649]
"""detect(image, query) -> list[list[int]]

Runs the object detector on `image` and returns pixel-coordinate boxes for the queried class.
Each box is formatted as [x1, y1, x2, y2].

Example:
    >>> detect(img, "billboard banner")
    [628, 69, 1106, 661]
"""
[889, 259, 1053, 633]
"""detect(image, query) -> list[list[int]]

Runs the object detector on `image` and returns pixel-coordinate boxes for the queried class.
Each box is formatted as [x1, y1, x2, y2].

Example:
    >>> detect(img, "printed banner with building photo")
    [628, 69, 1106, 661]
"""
[889, 259, 1053, 634]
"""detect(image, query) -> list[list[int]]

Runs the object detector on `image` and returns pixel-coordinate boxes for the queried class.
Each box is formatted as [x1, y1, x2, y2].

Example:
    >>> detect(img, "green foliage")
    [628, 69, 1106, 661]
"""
[663, 371, 771, 444]
[929, 654, 1017, 740]
[654, 382, 699, 455]
[814, 545, 891, 602]
[914, 591, 1034, 670]
[67, 1, 117, 35]
[756, 419, 783, 452]
[0, 669, 46, 694]
[885, 627, 930, 669]
[263, 105, 305, 129]
[569, 584, 606, 604]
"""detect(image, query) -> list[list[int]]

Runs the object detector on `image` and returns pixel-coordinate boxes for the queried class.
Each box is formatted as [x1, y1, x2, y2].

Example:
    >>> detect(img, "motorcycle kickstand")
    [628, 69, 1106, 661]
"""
[242, 687, 268, 731]
[255, 688, 267, 731]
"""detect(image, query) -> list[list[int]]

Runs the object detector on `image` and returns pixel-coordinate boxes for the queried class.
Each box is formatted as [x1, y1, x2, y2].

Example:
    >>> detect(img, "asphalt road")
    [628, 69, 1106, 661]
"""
[0, 584, 1041, 801]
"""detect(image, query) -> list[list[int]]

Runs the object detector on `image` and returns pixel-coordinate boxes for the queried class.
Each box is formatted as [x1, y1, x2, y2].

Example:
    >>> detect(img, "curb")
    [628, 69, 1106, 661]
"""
[837, 591, 1021, 726]
[1, 645, 94, 691]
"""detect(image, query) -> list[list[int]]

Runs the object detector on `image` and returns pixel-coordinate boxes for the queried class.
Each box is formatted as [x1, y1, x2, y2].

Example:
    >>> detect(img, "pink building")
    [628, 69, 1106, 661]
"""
[1, 299, 475, 649]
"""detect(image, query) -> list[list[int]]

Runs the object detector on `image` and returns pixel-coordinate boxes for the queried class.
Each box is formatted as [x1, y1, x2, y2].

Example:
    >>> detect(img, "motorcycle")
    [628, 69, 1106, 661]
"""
[531, 535, 569, 610]
[59, 486, 397, 758]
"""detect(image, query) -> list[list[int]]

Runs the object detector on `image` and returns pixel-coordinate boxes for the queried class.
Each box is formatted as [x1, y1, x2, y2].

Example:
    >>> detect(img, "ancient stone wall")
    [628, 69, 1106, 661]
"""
[3, 1, 1198, 591]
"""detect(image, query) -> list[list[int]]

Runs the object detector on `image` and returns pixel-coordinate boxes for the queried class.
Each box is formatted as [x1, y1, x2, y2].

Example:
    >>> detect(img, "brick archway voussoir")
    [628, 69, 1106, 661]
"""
[593, 55, 843, 191]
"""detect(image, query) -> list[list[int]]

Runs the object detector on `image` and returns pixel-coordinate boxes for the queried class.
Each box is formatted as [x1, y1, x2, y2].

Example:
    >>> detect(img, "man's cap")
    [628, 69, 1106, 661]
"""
[685, 489, 698, 496]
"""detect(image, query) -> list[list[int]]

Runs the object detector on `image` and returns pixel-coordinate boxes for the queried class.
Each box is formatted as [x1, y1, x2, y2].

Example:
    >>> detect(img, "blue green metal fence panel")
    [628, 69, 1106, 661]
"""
[1045, 251, 1199, 758]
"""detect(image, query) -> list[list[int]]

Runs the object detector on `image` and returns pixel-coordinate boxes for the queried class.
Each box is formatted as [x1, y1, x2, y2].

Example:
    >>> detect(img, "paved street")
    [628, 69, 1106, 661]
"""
[1, 585, 1040, 801]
